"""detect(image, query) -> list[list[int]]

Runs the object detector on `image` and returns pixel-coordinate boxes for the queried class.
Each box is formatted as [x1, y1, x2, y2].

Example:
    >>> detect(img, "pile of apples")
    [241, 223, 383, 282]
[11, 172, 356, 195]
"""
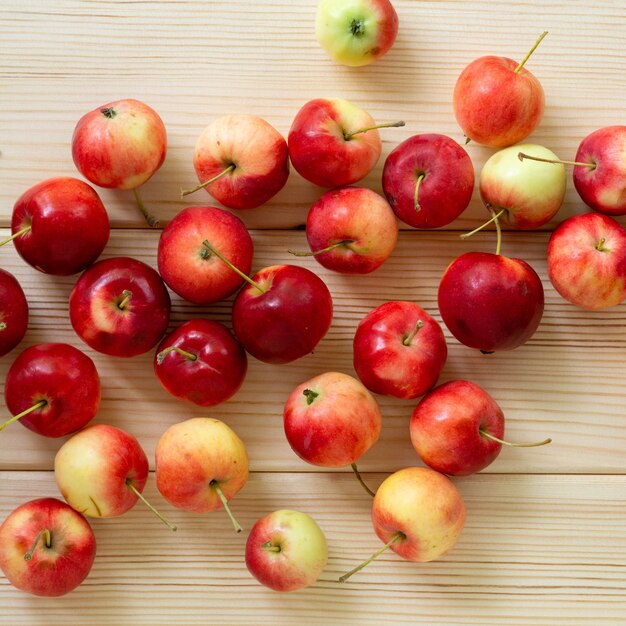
[1, 0, 626, 598]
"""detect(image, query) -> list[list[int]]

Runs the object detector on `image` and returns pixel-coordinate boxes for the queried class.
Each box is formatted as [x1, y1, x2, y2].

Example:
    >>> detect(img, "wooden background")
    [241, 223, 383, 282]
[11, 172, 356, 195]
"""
[1, 1, 625, 624]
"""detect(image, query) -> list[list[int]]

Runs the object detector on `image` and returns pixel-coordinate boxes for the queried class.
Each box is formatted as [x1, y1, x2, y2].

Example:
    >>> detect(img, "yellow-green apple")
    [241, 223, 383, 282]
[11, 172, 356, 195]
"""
[0, 498, 96, 597]
[2, 343, 100, 437]
[284, 372, 381, 494]
[232, 264, 333, 364]
[72, 98, 166, 227]
[339, 467, 466, 581]
[382, 134, 474, 228]
[69, 256, 171, 357]
[0, 269, 28, 357]
[2, 177, 109, 275]
[291, 186, 398, 273]
[155, 417, 248, 532]
[183, 115, 289, 210]
[288, 98, 404, 188]
[410, 380, 551, 476]
[438, 251, 544, 352]
[353, 301, 447, 399]
[547, 212, 626, 309]
[55, 424, 176, 530]
[453, 32, 547, 148]
[245, 509, 328, 592]
[479, 144, 566, 229]
[157, 205, 253, 305]
[154, 320, 247, 407]
[316, 0, 398, 67]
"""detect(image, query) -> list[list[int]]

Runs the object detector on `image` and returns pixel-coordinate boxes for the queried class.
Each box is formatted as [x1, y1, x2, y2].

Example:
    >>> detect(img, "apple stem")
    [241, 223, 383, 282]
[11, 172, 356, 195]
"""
[288, 239, 355, 257]
[181, 164, 236, 198]
[156, 345, 198, 365]
[0, 225, 32, 248]
[0, 323, 5, 331]
[414, 174, 425, 212]
[201, 240, 266, 294]
[492, 207, 503, 256]
[350, 463, 376, 498]
[262, 541, 282, 553]
[126, 481, 177, 531]
[24, 528, 52, 561]
[303, 389, 319, 405]
[464, 136, 471, 145]
[344, 121, 405, 141]
[518, 152, 596, 169]
[459, 208, 506, 242]
[479, 428, 552, 447]
[514, 31, 548, 73]
[132, 188, 161, 229]
[117, 289, 132, 310]
[0, 399, 47, 432]
[212, 482, 242, 533]
[338, 532, 404, 583]
[403, 320, 424, 346]
[596, 237, 609, 252]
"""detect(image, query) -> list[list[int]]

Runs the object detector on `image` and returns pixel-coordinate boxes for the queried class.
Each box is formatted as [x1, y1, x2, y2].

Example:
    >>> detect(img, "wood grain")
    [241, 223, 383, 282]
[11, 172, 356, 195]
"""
[0, 471, 624, 626]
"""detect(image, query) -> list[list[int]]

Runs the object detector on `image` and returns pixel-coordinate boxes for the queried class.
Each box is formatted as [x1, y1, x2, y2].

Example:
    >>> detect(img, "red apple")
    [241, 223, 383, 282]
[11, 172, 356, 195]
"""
[2, 177, 109, 275]
[245, 509, 328, 592]
[0, 269, 28, 357]
[55, 424, 176, 530]
[547, 212, 626, 309]
[453, 32, 547, 148]
[382, 134, 475, 228]
[410, 380, 551, 476]
[438, 252, 544, 352]
[232, 264, 333, 364]
[69, 256, 171, 357]
[573, 126, 626, 216]
[183, 115, 289, 210]
[157, 205, 253, 305]
[353, 301, 447, 399]
[339, 467, 466, 582]
[155, 418, 249, 532]
[316, 0, 398, 67]
[0, 498, 96, 597]
[1, 343, 100, 437]
[293, 186, 398, 274]
[72, 98, 166, 190]
[288, 98, 404, 188]
[283, 372, 382, 478]
[154, 319, 247, 407]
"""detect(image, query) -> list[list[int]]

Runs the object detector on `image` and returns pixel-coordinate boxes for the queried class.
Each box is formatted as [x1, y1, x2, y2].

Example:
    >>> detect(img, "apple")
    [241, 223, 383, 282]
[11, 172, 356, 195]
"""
[0, 497, 96, 597]
[479, 144, 567, 229]
[154, 319, 247, 407]
[547, 212, 626, 309]
[232, 264, 333, 364]
[1, 343, 100, 437]
[382, 134, 475, 228]
[339, 467, 466, 582]
[182, 115, 289, 210]
[453, 32, 547, 148]
[55, 424, 176, 530]
[245, 509, 328, 592]
[410, 380, 551, 476]
[1, 177, 109, 275]
[288, 98, 404, 188]
[72, 98, 166, 227]
[290, 186, 398, 274]
[157, 205, 253, 305]
[284, 372, 381, 494]
[0, 269, 28, 357]
[69, 256, 171, 357]
[316, 0, 399, 67]
[353, 301, 447, 399]
[155, 417, 249, 532]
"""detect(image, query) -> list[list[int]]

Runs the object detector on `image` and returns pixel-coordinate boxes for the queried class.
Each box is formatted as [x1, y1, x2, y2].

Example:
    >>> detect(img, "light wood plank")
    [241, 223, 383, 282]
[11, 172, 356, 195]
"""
[1, 229, 625, 474]
[1, 0, 624, 229]
[0, 471, 624, 625]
